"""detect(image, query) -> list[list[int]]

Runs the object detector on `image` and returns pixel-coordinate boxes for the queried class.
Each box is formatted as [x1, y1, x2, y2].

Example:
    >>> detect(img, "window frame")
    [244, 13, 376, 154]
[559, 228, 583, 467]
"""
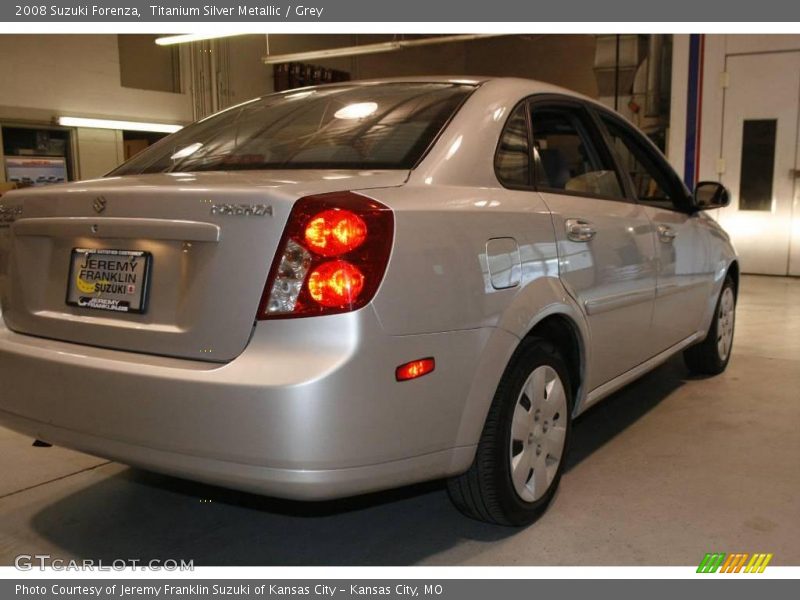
[590, 105, 694, 213]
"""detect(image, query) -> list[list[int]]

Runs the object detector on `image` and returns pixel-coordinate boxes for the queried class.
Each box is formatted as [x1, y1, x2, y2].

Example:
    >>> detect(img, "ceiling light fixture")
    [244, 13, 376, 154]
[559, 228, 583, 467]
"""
[58, 116, 183, 134]
[262, 34, 503, 64]
[155, 33, 244, 46]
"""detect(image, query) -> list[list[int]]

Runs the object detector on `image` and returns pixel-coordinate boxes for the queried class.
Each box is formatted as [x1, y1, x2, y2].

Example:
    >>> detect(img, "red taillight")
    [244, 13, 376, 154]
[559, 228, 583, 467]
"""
[396, 358, 436, 381]
[308, 260, 365, 307]
[258, 192, 393, 319]
[304, 209, 367, 257]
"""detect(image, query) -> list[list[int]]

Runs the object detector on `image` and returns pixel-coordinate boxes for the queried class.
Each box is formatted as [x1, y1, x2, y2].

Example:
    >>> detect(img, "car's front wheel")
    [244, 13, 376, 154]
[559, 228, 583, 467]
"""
[683, 275, 736, 375]
[447, 338, 572, 526]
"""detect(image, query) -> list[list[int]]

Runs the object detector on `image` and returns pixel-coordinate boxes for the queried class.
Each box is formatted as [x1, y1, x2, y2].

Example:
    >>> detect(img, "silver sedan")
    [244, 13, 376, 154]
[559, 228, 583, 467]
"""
[0, 78, 737, 525]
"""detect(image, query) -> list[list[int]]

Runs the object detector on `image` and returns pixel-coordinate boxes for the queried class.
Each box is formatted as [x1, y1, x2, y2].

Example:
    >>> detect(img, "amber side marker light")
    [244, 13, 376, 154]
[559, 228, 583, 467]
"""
[396, 358, 436, 382]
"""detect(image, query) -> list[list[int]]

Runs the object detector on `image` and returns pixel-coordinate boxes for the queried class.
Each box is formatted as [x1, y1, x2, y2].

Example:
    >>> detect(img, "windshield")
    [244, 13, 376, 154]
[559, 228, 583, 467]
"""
[110, 82, 474, 175]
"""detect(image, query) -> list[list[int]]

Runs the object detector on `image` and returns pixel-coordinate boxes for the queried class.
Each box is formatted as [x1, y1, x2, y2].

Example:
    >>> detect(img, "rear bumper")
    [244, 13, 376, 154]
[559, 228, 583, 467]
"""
[0, 309, 495, 500]
[0, 409, 475, 500]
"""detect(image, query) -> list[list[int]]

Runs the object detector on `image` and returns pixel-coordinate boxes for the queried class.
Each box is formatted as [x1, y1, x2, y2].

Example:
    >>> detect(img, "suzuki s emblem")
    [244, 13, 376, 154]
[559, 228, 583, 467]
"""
[93, 196, 107, 214]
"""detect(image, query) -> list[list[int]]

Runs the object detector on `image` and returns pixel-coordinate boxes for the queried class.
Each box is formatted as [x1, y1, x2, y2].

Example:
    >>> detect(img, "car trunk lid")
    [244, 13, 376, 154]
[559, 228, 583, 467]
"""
[0, 169, 407, 362]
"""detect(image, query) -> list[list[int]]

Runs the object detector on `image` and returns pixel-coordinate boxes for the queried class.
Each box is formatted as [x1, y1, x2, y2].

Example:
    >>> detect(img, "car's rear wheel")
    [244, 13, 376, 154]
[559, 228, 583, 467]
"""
[447, 338, 572, 526]
[683, 275, 736, 375]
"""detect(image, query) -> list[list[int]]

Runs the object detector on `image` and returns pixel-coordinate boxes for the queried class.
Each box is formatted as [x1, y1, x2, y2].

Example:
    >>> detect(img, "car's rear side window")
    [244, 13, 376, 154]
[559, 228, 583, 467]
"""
[110, 82, 474, 175]
[495, 103, 531, 188]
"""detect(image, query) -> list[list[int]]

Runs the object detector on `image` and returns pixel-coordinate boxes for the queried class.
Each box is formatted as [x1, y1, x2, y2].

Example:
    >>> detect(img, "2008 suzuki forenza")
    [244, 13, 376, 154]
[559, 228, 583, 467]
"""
[0, 78, 737, 525]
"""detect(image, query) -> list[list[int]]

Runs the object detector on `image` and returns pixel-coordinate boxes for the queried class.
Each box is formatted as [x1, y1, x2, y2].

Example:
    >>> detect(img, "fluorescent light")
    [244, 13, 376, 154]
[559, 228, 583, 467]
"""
[262, 34, 503, 64]
[155, 33, 243, 46]
[58, 116, 182, 134]
[334, 102, 378, 120]
[265, 41, 402, 63]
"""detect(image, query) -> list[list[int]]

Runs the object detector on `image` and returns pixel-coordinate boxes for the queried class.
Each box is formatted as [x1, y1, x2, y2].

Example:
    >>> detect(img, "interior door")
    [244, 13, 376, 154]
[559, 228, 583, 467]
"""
[718, 52, 800, 275]
[528, 100, 657, 390]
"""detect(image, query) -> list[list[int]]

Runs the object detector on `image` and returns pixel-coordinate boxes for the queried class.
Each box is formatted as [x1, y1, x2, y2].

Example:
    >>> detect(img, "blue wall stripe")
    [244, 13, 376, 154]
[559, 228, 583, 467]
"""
[683, 34, 702, 188]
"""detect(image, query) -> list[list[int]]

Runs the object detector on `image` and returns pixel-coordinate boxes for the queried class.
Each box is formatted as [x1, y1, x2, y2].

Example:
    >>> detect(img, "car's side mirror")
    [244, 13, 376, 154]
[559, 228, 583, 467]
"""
[693, 181, 730, 210]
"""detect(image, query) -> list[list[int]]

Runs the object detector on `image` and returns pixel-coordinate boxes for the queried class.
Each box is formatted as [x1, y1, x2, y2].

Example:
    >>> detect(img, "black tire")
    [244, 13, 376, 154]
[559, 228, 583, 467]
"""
[447, 337, 573, 526]
[683, 275, 736, 375]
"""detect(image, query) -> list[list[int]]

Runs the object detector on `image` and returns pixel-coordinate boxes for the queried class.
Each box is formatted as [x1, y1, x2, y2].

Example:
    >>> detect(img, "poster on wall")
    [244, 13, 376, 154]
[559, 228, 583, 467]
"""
[4, 156, 67, 187]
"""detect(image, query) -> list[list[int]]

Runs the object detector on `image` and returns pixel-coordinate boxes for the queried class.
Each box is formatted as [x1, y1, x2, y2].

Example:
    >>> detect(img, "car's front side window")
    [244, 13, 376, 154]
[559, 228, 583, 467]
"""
[529, 105, 626, 200]
[600, 115, 688, 211]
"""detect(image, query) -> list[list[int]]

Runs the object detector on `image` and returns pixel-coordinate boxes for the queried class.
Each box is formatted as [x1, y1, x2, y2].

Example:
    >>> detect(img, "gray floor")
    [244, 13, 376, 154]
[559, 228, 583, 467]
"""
[0, 275, 798, 566]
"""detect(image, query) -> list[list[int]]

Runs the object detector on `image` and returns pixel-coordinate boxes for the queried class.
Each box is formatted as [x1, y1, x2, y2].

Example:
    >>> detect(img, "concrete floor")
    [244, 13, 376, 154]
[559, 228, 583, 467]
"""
[0, 275, 798, 566]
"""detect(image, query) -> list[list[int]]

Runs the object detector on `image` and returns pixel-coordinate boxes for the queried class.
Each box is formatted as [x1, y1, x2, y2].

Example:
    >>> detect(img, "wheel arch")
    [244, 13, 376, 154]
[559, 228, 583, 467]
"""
[457, 306, 589, 447]
[451, 280, 592, 473]
[519, 313, 585, 413]
[448, 307, 589, 483]
[727, 260, 740, 298]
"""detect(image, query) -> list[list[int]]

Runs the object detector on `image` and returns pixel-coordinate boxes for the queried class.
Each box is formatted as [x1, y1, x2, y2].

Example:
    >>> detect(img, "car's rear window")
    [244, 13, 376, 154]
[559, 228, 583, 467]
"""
[110, 82, 474, 175]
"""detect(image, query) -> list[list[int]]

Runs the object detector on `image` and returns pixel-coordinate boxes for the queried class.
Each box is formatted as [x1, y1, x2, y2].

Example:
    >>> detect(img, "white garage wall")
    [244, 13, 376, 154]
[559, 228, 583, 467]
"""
[697, 35, 727, 184]
[0, 35, 192, 123]
[225, 35, 275, 106]
[0, 34, 193, 182]
[669, 34, 800, 185]
[667, 35, 690, 176]
[74, 127, 124, 180]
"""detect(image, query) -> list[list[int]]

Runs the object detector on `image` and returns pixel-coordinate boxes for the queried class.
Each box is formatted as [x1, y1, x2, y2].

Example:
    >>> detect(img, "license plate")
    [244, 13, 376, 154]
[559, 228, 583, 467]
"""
[66, 248, 152, 314]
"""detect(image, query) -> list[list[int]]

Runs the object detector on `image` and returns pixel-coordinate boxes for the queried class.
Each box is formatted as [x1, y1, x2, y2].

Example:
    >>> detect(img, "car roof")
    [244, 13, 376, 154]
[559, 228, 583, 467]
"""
[272, 76, 596, 105]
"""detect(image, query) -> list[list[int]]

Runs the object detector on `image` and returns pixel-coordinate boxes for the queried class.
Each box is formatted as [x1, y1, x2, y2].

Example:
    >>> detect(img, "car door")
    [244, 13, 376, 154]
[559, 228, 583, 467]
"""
[528, 97, 657, 391]
[596, 110, 715, 353]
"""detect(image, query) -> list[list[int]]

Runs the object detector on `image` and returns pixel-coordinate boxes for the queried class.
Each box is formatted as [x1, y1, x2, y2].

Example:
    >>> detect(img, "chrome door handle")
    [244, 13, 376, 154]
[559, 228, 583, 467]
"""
[566, 219, 596, 242]
[657, 224, 677, 242]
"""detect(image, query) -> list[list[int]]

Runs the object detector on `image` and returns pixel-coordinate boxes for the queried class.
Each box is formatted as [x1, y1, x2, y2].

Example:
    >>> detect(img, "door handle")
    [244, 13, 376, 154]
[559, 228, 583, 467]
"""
[566, 219, 596, 242]
[657, 224, 677, 242]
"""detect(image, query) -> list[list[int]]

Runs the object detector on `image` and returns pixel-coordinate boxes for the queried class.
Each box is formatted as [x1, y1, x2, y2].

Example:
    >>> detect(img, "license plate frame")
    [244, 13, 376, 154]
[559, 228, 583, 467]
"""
[65, 248, 152, 314]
